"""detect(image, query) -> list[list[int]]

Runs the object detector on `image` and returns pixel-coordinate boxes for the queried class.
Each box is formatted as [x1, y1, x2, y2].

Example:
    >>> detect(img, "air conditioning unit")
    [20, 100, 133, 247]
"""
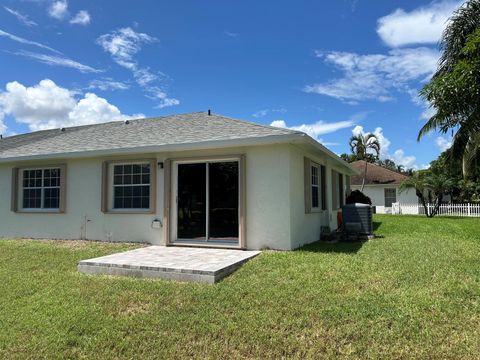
[341, 203, 373, 236]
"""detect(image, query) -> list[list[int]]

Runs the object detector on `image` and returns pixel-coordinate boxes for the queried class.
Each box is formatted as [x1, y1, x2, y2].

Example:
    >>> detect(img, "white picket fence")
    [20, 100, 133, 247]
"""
[392, 203, 480, 217]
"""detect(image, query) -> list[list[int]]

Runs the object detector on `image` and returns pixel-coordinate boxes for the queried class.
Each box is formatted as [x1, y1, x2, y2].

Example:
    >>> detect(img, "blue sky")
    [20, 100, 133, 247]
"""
[0, 0, 464, 168]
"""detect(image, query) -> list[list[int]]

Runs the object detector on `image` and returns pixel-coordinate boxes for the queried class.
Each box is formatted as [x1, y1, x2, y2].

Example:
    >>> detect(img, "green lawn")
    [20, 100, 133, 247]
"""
[1, 215, 480, 359]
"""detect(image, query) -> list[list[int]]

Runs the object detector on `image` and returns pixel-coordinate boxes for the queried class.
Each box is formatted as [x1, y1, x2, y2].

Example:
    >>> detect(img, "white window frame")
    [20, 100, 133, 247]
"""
[311, 164, 321, 210]
[18, 166, 63, 213]
[108, 161, 153, 213]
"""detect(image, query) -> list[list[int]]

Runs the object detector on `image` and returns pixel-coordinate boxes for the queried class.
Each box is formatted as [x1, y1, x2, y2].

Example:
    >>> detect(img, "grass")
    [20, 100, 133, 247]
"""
[1, 215, 480, 359]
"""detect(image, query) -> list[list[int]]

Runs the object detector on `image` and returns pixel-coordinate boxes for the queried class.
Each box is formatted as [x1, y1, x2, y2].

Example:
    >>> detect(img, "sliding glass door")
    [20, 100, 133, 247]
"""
[176, 161, 239, 242]
[177, 163, 207, 239]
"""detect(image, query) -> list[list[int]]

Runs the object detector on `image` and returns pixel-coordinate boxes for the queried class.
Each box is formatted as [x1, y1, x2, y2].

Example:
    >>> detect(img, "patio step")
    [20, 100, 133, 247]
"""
[78, 246, 261, 284]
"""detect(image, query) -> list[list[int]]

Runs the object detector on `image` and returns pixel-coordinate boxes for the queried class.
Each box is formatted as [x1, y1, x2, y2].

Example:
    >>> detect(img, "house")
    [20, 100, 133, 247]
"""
[0, 112, 356, 250]
[350, 160, 417, 214]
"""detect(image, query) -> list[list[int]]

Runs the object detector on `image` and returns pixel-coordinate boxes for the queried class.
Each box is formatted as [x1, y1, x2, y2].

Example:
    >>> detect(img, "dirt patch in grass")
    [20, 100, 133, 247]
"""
[115, 292, 153, 317]
[13, 238, 144, 249]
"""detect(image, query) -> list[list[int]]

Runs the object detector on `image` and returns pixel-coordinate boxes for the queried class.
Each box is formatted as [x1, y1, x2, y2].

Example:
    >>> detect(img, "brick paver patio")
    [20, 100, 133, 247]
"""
[78, 246, 261, 283]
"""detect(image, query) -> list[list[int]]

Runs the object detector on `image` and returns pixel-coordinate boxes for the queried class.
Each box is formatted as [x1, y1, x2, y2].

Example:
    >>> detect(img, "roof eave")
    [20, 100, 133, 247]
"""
[296, 135, 360, 175]
[0, 133, 303, 164]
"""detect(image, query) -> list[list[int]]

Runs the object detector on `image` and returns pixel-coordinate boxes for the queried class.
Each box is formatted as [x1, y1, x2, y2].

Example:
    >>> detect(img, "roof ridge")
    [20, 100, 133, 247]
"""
[211, 112, 303, 135]
[0, 111, 211, 140]
[353, 160, 408, 177]
[368, 161, 408, 178]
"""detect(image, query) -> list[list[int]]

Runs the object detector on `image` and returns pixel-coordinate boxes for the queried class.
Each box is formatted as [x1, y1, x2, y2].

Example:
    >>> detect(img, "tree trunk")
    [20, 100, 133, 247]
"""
[361, 160, 367, 192]
[419, 194, 431, 217]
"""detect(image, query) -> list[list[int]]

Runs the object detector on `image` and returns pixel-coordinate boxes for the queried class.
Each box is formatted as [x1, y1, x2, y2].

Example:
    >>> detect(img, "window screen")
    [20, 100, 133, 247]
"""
[22, 168, 61, 209]
[113, 163, 151, 209]
[384, 188, 397, 207]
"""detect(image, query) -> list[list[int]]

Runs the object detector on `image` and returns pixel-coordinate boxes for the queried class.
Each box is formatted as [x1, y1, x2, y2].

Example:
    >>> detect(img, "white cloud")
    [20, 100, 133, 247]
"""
[252, 107, 286, 118]
[0, 29, 60, 54]
[70, 10, 90, 25]
[97, 27, 179, 108]
[146, 87, 180, 108]
[0, 79, 143, 132]
[225, 31, 238, 38]
[48, 0, 68, 20]
[96, 27, 156, 71]
[392, 149, 417, 168]
[253, 109, 269, 118]
[408, 88, 437, 120]
[14, 50, 102, 73]
[133, 68, 158, 86]
[88, 79, 130, 91]
[270, 120, 287, 128]
[4, 7, 37, 27]
[377, 1, 462, 48]
[435, 136, 452, 151]
[304, 48, 439, 102]
[0, 115, 7, 134]
[351, 125, 418, 168]
[352, 125, 391, 159]
[270, 114, 360, 143]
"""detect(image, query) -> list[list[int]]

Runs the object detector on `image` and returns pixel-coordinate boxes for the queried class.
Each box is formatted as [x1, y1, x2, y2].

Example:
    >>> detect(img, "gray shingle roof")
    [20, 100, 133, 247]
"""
[0, 112, 302, 160]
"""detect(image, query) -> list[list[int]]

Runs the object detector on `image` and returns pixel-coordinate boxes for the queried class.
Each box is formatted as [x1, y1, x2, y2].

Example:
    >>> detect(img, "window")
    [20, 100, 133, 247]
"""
[384, 188, 396, 207]
[14, 166, 65, 212]
[102, 159, 156, 213]
[304, 157, 326, 213]
[311, 165, 320, 209]
[113, 163, 151, 210]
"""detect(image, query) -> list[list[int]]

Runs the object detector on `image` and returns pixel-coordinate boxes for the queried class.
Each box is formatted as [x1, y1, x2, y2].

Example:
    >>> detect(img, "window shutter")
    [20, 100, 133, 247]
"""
[304, 157, 312, 213]
[331, 170, 338, 210]
[339, 173, 344, 207]
[11, 167, 19, 212]
[101, 161, 108, 213]
[59, 164, 67, 213]
[345, 175, 351, 194]
[320, 165, 327, 210]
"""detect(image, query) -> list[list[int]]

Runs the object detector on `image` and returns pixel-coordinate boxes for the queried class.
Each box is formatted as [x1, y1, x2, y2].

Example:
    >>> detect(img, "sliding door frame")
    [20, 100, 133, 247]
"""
[164, 154, 246, 249]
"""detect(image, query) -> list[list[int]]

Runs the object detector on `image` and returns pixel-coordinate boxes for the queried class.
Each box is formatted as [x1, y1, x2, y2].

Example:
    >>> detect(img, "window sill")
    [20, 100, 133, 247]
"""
[17, 209, 63, 214]
[105, 209, 155, 214]
[307, 208, 326, 214]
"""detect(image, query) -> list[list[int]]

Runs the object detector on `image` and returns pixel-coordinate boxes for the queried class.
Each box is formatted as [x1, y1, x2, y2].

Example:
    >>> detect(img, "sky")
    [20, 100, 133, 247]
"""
[0, 0, 465, 168]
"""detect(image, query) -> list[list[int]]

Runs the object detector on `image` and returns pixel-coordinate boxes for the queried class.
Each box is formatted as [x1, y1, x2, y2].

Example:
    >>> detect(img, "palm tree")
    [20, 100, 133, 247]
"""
[419, 0, 480, 177]
[399, 172, 454, 218]
[461, 132, 480, 177]
[349, 133, 381, 191]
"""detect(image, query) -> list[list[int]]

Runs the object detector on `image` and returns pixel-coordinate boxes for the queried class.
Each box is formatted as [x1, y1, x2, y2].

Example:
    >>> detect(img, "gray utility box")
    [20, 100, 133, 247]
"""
[342, 203, 373, 235]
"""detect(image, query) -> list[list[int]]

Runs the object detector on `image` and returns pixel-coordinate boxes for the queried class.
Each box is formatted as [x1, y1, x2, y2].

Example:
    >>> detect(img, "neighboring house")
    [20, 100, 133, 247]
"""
[0, 112, 356, 250]
[350, 160, 417, 214]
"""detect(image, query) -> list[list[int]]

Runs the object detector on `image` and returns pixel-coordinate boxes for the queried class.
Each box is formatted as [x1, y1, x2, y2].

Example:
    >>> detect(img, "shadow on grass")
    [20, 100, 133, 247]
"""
[373, 221, 382, 231]
[298, 240, 364, 254]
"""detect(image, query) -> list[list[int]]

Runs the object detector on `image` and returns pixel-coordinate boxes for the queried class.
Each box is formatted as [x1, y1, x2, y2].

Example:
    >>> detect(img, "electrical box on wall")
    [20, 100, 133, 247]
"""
[151, 219, 162, 229]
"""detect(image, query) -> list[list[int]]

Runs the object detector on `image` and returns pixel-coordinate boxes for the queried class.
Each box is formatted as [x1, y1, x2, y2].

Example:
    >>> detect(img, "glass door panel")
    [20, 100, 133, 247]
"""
[208, 162, 239, 240]
[177, 163, 206, 239]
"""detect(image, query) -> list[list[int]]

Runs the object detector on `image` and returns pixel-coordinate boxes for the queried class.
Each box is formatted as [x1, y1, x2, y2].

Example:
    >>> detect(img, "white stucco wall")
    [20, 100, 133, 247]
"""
[350, 184, 418, 214]
[288, 144, 352, 249]
[0, 143, 353, 250]
[0, 144, 294, 250]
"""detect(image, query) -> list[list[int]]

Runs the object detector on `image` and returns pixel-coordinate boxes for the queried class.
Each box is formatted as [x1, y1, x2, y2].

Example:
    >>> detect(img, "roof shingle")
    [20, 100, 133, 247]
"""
[350, 160, 408, 185]
[0, 112, 301, 160]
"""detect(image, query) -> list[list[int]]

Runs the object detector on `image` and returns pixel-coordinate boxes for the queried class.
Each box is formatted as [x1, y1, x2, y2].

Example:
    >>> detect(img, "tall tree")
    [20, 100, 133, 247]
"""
[349, 133, 381, 191]
[399, 172, 454, 218]
[419, 0, 480, 178]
